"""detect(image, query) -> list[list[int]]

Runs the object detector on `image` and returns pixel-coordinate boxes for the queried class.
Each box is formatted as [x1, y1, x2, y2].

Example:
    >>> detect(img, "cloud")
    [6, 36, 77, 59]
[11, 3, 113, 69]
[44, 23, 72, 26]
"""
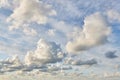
[1, 0, 120, 76]
[39, 64, 72, 73]
[47, 29, 56, 36]
[23, 25, 37, 36]
[0, 39, 67, 73]
[24, 38, 65, 66]
[66, 12, 111, 53]
[65, 58, 97, 66]
[104, 72, 120, 78]
[0, 0, 9, 8]
[105, 51, 118, 59]
[7, 0, 56, 31]
[0, 55, 23, 73]
[107, 10, 120, 22]
[0, 0, 18, 9]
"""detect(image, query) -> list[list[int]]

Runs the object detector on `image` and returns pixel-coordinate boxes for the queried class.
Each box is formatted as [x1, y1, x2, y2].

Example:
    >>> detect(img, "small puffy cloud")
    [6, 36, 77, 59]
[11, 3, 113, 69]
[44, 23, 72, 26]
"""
[7, 0, 56, 30]
[24, 38, 65, 66]
[47, 29, 56, 36]
[23, 25, 37, 36]
[107, 10, 120, 22]
[105, 51, 118, 59]
[66, 12, 111, 53]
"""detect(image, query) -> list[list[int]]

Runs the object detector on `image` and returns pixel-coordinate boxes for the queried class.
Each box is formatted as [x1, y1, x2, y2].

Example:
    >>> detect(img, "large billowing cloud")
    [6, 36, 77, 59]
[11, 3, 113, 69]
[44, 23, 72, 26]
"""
[24, 38, 65, 66]
[66, 12, 111, 53]
[7, 0, 56, 31]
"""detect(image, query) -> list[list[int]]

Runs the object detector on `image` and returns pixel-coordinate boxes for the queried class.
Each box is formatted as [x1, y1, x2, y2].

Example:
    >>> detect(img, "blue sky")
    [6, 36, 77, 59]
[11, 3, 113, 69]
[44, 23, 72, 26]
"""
[0, 0, 120, 77]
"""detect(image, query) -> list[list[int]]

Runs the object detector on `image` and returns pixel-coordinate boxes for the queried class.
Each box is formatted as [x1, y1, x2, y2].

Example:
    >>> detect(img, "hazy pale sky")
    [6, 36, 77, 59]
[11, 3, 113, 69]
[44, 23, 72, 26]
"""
[0, 0, 120, 78]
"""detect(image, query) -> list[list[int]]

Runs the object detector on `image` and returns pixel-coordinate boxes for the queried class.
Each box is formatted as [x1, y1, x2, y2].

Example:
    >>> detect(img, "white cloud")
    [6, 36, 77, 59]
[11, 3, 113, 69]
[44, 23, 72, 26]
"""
[0, 0, 9, 8]
[24, 38, 65, 66]
[0, 55, 23, 73]
[107, 10, 120, 22]
[64, 57, 97, 66]
[7, 0, 56, 31]
[10, 55, 23, 67]
[104, 72, 120, 78]
[23, 25, 37, 36]
[66, 12, 111, 53]
[47, 29, 56, 36]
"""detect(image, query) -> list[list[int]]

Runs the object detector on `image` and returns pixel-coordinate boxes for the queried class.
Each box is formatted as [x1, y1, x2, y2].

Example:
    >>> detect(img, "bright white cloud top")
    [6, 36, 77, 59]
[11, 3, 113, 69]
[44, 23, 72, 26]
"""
[25, 38, 65, 66]
[0, 0, 120, 80]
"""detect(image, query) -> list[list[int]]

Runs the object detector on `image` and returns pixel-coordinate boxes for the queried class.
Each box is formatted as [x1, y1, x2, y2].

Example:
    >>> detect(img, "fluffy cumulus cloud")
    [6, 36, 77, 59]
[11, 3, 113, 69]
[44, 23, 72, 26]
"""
[66, 12, 111, 53]
[7, 0, 56, 31]
[24, 38, 65, 66]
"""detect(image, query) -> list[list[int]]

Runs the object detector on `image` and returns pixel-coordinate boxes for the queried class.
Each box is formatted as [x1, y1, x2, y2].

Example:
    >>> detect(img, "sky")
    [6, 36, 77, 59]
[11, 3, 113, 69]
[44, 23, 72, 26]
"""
[0, 0, 120, 79]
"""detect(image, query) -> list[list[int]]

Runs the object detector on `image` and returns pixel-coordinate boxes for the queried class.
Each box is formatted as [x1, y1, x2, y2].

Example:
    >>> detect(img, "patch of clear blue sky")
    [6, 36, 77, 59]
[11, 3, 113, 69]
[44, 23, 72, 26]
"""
[108, 20, 120, 46]
[0, 51, 10, 60]
[0, 7, 12, 16]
